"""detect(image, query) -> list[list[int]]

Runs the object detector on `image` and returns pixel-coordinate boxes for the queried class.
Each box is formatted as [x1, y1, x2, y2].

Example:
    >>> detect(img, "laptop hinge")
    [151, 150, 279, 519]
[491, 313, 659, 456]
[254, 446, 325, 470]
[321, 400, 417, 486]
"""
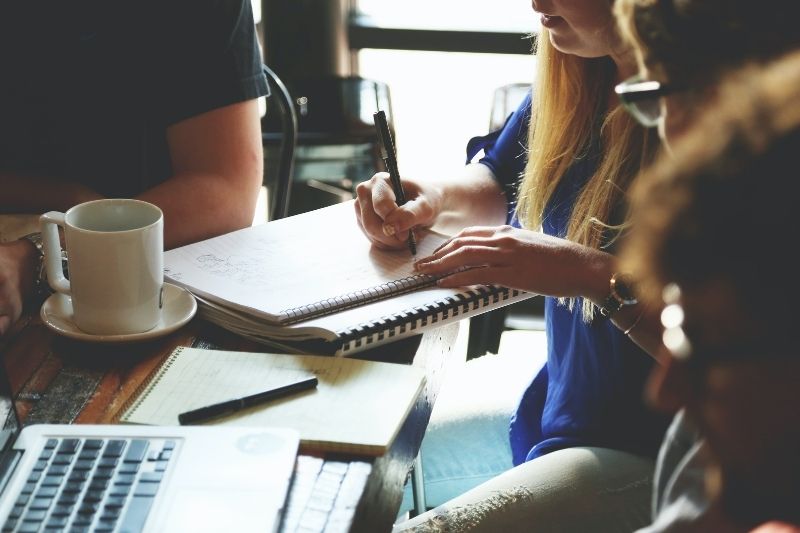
[0, 447, 21, 496]
[0, 430, 12, 453]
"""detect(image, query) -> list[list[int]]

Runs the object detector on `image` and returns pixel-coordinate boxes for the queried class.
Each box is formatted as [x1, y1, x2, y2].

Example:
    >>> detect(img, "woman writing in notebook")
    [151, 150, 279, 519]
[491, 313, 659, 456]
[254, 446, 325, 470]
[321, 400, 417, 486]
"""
[356, 0, 668, 530]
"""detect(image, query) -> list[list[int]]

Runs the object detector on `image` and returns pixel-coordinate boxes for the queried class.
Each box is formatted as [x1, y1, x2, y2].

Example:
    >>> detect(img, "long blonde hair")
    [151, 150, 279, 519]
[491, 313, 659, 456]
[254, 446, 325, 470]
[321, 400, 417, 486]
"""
[515, 32, 655, 321]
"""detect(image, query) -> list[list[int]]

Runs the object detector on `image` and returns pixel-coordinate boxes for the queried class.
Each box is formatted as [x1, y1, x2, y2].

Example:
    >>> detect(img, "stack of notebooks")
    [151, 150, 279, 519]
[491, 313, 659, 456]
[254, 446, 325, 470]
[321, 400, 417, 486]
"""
[164, 200, 533, 356]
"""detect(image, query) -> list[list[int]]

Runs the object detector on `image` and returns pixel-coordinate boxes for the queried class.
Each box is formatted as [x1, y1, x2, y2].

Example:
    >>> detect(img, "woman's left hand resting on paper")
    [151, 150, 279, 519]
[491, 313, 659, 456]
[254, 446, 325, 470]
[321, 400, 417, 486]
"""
[414, 225, 615, 304]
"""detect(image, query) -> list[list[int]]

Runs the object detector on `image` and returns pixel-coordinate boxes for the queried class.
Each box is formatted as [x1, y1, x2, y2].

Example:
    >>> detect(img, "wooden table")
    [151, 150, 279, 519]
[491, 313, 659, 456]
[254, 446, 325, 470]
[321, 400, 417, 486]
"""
[1, 298, 463, 533]
[0, 213, 466, 531]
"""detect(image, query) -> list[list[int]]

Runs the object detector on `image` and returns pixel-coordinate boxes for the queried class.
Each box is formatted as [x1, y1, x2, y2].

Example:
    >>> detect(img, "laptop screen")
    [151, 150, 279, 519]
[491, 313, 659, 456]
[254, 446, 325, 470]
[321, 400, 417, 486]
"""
[0, 357, 23, 504]
[0, 354, 303, 533]
[0, 360, 21, 449]
[0, 358, 19, 422]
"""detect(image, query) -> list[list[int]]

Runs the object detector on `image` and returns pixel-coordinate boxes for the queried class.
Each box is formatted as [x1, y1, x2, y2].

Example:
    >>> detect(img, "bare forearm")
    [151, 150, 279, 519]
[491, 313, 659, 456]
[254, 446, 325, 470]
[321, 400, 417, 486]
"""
[0, 170, 259, 250]
[153, 99, 263, 249]
[0, 173, 102, 213]
[617, 306, 665, 360]
[137, 171, 261, 250]
[1, 100, 263, 252]
[432, 163, 509, 234]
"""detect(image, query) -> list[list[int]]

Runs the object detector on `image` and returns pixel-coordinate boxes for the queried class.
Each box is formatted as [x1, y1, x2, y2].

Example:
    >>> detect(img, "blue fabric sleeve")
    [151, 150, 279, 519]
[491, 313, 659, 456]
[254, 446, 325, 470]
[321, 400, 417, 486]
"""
[465, 92, 532, 225]
[508, 134, 670, 465]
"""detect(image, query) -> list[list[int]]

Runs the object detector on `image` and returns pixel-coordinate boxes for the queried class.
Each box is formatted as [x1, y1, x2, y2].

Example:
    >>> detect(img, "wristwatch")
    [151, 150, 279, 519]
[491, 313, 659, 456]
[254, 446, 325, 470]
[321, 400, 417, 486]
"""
[599, 272, 638, 318]
[19, 232, 51, 302]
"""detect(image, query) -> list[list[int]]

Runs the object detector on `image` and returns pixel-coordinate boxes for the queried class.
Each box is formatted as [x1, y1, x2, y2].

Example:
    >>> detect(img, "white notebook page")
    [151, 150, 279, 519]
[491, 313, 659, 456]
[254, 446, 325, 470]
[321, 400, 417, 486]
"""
[164, 201, 449, 323]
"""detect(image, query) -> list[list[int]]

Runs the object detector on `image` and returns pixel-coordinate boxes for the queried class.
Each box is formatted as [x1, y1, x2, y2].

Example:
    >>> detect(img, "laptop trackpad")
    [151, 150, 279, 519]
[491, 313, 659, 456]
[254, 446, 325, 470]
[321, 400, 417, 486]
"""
[163, 489, 279, 531]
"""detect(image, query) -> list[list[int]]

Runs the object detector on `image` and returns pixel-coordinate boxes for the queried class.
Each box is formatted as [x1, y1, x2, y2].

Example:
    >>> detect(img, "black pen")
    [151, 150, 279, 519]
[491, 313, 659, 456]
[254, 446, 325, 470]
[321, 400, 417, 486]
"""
[177, 375, 318, 425]
[373, 110, 417, 255]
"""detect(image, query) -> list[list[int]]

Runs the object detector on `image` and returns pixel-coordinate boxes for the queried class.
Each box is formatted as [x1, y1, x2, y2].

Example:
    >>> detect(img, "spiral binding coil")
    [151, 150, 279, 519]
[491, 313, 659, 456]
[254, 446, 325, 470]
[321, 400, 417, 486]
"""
[280, 273, 437, 324]
[115, 347, 185, 423]
[336, 286, 522, 354]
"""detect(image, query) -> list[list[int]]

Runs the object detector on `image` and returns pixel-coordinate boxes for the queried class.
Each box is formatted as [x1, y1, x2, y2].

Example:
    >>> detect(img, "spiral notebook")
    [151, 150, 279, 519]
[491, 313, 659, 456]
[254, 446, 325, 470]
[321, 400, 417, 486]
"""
[163, 200, 533, 355]
[117, 347, 426, 455]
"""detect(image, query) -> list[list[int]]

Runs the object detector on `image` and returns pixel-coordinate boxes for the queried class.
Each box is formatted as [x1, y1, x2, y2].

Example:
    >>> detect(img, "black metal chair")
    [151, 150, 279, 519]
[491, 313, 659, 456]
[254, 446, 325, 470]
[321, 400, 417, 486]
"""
[261, 65, 298, 221]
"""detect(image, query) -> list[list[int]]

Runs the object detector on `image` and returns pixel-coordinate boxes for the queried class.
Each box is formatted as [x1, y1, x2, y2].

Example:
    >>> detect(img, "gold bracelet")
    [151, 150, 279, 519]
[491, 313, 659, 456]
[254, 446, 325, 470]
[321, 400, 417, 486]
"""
[623, 311, 644, 336]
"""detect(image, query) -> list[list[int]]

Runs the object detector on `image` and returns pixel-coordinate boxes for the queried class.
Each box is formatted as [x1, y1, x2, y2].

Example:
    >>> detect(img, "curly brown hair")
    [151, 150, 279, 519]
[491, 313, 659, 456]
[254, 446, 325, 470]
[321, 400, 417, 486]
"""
[615, 0, 800, 87]
[622, 51, 800, 329]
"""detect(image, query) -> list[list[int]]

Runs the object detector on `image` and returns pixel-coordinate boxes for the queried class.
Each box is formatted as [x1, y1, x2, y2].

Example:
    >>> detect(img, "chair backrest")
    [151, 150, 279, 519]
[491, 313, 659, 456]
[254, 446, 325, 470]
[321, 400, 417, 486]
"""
[261, 75, 392, 217]
[262, 65, 298, 221]
[489, 83, 530, 131]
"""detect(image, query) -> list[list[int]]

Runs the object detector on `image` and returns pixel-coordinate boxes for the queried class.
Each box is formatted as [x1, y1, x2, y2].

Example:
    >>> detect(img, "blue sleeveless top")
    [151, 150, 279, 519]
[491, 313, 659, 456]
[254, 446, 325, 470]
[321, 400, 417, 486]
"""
[467, 92, 667, 465]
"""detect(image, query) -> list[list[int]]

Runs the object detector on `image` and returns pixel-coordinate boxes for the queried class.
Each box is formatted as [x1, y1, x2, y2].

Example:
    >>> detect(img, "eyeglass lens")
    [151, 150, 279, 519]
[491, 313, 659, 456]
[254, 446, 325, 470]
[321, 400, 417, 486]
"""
[623, 98, 662, 128]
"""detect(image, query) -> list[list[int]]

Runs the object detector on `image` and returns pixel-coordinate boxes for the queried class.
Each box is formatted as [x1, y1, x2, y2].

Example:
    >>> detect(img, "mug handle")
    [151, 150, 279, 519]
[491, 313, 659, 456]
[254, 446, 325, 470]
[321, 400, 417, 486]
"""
[40, 212, 70, 295]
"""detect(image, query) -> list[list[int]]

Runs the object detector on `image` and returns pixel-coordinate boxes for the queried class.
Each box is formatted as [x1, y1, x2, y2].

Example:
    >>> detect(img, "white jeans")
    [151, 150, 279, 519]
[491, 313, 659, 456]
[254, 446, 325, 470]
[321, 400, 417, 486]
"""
[395, 447, 655, 533]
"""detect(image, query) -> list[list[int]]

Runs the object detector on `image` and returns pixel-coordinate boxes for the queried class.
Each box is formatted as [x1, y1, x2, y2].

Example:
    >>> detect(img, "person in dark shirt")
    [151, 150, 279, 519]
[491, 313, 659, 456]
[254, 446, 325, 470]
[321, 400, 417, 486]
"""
[0, 0, 268, 335]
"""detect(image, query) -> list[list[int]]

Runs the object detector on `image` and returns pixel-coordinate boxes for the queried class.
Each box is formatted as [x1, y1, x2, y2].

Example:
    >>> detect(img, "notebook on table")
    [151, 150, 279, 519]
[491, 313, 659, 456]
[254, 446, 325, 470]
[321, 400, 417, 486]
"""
[0, 360, 299, 532]
[117, 347, 426, 456]
[163, 200, 534, 356]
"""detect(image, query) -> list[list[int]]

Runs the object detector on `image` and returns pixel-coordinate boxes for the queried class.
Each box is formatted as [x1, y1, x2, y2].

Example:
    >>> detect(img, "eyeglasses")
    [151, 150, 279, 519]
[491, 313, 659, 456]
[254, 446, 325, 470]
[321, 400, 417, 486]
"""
[660, 283, 794, 367]
[615, 74, 684, 128]
[660, 284, 694, 361]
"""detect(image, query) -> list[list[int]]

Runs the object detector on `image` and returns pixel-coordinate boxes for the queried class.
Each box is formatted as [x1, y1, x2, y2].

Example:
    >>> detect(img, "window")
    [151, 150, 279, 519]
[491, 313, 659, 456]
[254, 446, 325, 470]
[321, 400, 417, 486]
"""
[354, 1, 538, 180]
[356, 0, 536, 32]
[359, 50, 535, 179]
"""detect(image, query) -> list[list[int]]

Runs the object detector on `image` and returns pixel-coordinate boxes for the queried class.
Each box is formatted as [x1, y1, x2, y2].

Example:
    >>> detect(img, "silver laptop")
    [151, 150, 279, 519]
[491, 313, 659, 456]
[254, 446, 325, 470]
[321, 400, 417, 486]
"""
[0, 362, 299, 533]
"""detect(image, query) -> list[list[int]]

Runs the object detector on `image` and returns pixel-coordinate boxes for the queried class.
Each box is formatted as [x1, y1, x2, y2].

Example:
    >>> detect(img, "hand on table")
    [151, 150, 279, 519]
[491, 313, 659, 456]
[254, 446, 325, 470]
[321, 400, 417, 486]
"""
[0, 241, 37, 336]
[413, 225, 609, 298]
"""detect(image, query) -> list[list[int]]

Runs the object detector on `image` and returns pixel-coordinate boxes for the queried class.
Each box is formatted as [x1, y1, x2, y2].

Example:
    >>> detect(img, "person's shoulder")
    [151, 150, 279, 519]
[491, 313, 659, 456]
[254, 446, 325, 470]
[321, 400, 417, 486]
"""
[144, 0, 251, 33]
[179, 0, 253, 24]
[502, 90, 533, 132]
[750, 522, 800, 533]
[143, 0, 256, 57]
[521, 90, 533, 109]
[516, 90, 533, 119]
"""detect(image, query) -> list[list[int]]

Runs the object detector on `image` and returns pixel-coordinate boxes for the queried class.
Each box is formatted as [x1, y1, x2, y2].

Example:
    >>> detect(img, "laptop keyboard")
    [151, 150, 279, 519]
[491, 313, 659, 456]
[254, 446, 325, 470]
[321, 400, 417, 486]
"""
[282, 456, 371, 533]
[3, 436, 175, 533]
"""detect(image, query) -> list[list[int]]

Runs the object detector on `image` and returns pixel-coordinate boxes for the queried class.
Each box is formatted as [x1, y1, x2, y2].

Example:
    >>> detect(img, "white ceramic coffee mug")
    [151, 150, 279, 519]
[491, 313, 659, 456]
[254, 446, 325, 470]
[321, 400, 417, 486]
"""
[40, 199, 164, 335]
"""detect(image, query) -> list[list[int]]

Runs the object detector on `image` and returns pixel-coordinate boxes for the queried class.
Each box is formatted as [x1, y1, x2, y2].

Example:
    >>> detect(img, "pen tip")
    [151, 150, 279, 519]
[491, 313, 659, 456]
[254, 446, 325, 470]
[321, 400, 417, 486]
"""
[408, 230, 418, 256]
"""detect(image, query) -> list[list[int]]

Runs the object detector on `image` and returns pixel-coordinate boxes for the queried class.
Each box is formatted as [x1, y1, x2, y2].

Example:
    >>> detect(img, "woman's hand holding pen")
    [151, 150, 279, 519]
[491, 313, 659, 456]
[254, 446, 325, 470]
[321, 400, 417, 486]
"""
[354, 172, 443, 250]
[413, 225, 614, 301]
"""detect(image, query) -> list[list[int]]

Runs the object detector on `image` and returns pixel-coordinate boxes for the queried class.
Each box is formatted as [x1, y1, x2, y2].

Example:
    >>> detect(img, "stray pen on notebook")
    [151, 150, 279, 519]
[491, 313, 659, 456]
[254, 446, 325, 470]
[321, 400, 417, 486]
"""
[373, 110, 417, 256]
[178, 375, 318, 425]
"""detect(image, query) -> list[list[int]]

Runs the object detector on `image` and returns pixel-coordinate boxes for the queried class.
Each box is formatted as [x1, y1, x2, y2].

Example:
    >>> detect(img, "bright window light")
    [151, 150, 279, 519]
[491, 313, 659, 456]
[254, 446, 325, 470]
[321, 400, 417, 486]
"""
[359, 50, 536, 182]
[356, 0, 538, 32]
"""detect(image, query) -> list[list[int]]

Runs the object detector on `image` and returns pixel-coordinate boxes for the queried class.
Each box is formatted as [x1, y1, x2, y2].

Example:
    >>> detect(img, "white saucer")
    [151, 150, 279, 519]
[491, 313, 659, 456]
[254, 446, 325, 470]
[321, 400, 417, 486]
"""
[40, 283, 197, 343]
